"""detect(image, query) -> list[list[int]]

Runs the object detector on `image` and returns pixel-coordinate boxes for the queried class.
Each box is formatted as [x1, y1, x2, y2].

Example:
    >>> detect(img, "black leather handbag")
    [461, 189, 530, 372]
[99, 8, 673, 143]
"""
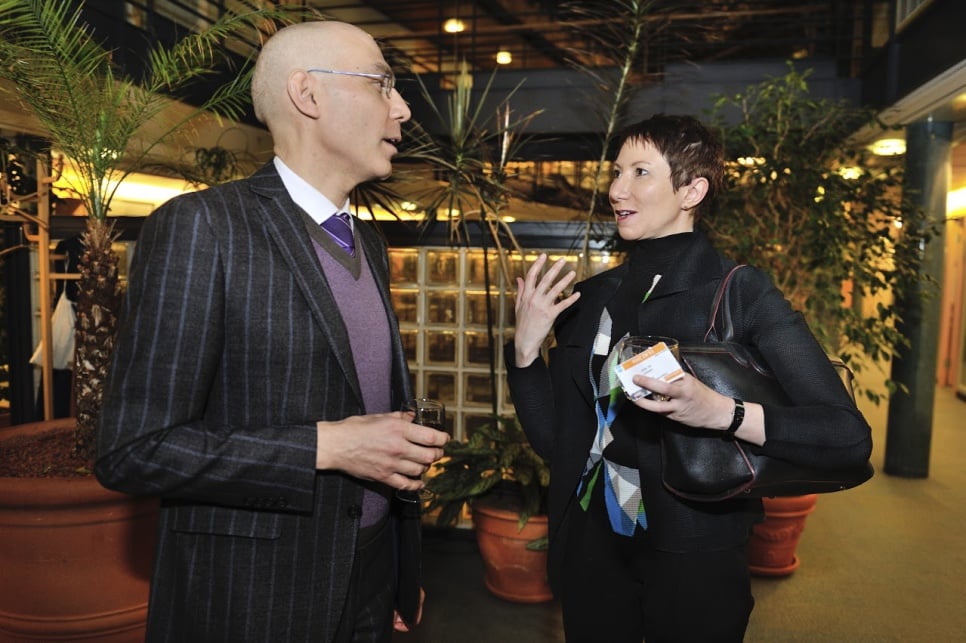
[660, 265, 874, 502]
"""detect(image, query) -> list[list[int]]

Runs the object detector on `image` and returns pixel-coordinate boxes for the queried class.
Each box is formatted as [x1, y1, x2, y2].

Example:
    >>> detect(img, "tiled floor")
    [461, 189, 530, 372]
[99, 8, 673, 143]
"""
[394, 385, 966, 642]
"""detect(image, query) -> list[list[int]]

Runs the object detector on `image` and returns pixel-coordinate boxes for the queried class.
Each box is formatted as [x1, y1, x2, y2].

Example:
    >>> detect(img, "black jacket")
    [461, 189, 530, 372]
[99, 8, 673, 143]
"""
[505, 231, 872, 593]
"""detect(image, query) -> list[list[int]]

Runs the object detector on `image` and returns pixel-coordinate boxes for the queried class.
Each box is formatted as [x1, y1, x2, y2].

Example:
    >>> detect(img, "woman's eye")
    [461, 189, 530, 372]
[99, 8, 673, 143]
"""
[635, 167, 648, 177]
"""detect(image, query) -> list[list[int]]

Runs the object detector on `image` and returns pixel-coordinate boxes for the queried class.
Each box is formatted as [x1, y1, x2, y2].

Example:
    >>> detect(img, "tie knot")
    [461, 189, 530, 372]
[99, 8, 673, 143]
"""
[321, 212, 355, 256]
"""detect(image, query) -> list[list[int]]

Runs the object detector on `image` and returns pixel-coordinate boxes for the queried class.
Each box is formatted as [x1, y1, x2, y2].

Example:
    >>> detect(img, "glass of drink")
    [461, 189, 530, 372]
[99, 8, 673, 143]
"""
[396, 398, 446, 503]
[617, 335, 680, 362]
[615, 335, 681, 401]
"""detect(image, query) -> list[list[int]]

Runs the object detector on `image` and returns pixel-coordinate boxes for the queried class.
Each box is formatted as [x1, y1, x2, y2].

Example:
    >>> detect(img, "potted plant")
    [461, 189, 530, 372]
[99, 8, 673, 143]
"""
[425, 415, 553, 603]
[0, 2, 303, 640]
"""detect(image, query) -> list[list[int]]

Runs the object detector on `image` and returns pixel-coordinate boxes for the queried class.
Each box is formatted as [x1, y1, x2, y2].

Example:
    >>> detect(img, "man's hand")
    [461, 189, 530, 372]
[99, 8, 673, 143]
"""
[392, 588, 426, 632]
[315, 412, 449, 490]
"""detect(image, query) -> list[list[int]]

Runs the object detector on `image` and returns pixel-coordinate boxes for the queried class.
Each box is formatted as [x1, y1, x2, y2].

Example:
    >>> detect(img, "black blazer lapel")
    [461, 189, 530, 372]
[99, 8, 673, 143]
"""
[247, 165, 365, 407]
[557, 266, 626, 406]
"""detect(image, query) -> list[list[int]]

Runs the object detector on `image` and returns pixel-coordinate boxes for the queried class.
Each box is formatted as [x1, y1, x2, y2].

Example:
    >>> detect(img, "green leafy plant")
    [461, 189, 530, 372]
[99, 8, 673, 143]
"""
[0, 0, 306, 462]
[425, 415, 550, 532]
[705, 64, 936, 403]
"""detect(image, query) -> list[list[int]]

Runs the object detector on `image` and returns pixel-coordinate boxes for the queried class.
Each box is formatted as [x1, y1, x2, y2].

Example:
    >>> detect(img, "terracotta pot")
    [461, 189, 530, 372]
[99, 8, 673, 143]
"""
[471, 502, 553, 603]
[0, 419, 159, 642]
[746, 494, 818, 577]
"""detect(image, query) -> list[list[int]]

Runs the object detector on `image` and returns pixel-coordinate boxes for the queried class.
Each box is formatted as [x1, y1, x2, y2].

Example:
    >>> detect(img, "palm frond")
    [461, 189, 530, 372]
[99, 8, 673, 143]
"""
[0, 0, 314, 448]
[0, 0, 305, 220]
[399, 67, 542, 243]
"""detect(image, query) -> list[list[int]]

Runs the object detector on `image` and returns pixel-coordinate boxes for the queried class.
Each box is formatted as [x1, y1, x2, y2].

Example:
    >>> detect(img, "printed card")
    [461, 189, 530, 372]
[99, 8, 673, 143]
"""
[615, 341, 685, 400]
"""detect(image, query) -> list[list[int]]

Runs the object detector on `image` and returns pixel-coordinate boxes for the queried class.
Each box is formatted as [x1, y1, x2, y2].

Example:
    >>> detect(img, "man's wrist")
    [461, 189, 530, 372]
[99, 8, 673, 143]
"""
[315, 421, 334, 470]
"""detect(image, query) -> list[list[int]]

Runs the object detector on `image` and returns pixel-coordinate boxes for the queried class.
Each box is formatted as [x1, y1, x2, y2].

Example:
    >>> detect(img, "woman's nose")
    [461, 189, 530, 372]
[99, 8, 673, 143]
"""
[609, 181, 625, 203]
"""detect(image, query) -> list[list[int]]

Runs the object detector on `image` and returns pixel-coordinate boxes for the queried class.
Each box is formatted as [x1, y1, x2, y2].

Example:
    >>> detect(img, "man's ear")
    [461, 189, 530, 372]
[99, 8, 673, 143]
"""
[287, 70, 322, 118]
[680, 176, 709, 210]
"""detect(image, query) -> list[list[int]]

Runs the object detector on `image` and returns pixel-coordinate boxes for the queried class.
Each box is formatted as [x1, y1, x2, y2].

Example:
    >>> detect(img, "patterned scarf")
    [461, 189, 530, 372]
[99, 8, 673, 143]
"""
[575, 308, 647, 536]
[575, 274, 663, 536]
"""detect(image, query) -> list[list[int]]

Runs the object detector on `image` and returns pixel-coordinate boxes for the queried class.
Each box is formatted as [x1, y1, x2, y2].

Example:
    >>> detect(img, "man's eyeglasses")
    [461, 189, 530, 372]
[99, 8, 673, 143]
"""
[306, 68, 396, 98]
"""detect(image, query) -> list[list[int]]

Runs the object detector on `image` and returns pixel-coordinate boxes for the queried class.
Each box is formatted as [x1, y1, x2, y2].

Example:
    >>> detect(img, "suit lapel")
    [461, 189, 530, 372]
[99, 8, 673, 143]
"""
[247, 165, 364, 407]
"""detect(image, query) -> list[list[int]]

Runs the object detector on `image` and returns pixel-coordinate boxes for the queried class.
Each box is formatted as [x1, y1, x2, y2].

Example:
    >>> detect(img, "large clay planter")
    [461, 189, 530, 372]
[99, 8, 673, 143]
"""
[471, 502, 553, 603]
[746, 494, 818, 577]
[0, 419, 159, 642]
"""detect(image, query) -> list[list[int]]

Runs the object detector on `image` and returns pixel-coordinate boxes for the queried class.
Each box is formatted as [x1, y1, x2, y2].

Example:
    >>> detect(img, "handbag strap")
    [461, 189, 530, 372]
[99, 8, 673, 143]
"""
[703, 264, 747, 343]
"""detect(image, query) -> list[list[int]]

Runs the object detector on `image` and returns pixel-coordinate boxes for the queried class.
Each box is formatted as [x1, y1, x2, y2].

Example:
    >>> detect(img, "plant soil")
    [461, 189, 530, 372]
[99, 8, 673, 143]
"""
[0, 428, 93, 477]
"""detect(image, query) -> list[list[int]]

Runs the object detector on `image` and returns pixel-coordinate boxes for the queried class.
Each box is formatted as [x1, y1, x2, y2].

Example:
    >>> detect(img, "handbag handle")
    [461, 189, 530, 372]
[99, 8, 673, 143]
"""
[703, 264, 746, 343]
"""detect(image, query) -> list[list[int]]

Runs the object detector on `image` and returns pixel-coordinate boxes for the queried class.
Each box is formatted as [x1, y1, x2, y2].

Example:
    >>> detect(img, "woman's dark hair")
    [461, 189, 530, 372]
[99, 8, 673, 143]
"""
[613, 114, 724, 220]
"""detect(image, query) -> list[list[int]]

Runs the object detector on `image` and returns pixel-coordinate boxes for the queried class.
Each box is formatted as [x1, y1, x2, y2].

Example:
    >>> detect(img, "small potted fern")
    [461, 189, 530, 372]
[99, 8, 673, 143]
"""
[425, 415, 553, 603]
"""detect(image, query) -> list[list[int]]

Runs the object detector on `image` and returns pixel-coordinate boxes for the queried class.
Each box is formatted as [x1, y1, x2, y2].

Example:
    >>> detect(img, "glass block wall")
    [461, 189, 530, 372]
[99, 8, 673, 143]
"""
[389, 246, 618, 441]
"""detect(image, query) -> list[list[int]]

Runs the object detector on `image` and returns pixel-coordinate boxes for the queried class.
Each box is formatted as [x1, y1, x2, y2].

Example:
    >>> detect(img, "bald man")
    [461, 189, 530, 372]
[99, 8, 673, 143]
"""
[96, 21, 449, 642]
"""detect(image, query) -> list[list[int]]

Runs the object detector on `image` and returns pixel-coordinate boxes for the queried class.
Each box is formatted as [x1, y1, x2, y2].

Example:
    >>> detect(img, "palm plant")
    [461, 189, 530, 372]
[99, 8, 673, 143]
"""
[358, 65, 542, 416]
[0, 0, 305, 462]
[395, 64, 543, 272]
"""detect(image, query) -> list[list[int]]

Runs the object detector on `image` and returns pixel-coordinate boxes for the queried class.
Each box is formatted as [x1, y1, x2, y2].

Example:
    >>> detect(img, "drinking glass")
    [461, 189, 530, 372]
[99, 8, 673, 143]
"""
[396, 398, 446, 503]
[617, 335, 680, 361]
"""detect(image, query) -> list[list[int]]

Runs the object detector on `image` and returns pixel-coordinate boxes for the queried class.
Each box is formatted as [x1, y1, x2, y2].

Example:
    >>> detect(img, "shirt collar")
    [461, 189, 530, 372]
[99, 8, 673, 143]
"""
[273, 156, 351, 225]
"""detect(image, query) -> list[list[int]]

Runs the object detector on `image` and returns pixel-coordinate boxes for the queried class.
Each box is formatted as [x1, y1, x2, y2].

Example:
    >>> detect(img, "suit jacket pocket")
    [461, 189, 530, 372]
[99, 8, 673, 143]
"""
[170, 504, 283, 540]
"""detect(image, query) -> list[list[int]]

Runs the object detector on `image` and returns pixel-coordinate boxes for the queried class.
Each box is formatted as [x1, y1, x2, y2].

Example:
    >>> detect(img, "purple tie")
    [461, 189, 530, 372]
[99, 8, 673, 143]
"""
[321, 212, 355, 256]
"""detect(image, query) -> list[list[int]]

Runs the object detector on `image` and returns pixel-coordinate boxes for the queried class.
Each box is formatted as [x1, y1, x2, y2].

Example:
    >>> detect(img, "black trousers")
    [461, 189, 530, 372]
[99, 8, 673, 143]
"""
[334, 518, 396, 643]
[559, 488, 754, 643]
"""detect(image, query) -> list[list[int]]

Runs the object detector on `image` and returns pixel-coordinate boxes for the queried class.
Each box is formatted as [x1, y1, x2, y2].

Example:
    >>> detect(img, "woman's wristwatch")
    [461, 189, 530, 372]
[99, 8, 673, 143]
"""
[726, 398, 745, 436]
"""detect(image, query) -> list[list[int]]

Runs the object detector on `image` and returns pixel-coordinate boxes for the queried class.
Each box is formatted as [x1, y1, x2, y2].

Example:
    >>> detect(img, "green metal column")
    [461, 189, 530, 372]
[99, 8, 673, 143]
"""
[884, 118, 952, 478]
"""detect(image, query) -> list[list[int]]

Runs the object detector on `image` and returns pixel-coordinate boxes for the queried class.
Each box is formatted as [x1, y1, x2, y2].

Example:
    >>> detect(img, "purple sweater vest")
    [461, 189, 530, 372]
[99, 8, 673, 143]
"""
[315, 241, 392, 527]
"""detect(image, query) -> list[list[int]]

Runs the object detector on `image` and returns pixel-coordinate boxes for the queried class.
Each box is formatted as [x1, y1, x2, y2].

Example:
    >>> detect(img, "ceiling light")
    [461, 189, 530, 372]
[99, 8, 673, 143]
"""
[443, 18, 465, 34]
[495, 49, 512, 65]
[736, 156, 765, 167]
[869, 138, 906, 156]
[949, 187, 966, 216]
[836, 166, 863, 180]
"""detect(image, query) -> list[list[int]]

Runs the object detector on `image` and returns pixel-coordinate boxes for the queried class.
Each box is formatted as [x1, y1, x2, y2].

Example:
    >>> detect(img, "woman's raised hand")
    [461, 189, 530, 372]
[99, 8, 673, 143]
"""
[513, 254, 581, 367]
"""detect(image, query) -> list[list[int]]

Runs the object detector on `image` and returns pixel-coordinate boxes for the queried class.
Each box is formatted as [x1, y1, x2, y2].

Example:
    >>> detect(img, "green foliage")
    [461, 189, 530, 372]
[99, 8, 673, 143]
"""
[0, 0, 309, 446]
[0, 0, 304, 221]
[425, 415, 551, 530]
[387, 65, 542, 245]
[705, 64, 937, 403]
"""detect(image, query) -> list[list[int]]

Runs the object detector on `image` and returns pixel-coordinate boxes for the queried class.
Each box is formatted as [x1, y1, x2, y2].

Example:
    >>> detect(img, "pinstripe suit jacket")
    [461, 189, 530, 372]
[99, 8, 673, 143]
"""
[95, 163, 414, 642]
